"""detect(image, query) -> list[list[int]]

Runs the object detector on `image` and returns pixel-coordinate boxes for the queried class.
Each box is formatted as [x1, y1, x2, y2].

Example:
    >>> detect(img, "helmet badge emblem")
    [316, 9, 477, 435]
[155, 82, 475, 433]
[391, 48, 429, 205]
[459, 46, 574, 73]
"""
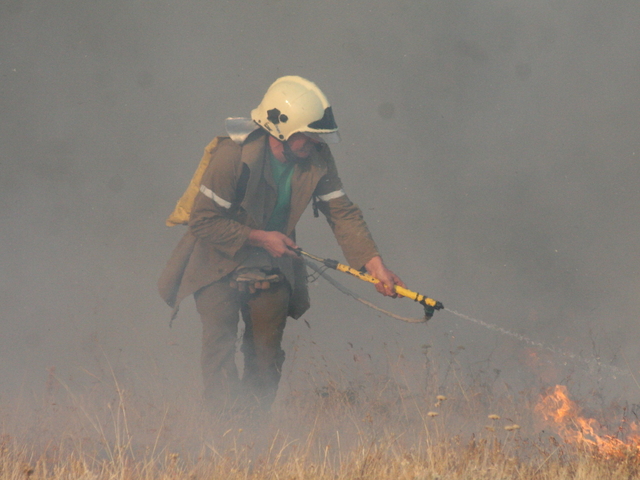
[267, 108, 289, 125]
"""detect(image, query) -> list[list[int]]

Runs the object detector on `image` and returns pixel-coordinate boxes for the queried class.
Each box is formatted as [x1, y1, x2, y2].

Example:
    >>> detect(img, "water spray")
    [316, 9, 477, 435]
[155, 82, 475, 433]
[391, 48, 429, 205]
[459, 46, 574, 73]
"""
[444, 308, 630, 378]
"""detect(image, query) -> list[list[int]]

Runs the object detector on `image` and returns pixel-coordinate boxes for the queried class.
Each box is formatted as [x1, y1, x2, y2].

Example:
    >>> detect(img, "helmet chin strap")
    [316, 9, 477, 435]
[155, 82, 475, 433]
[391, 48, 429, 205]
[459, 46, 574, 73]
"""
[281, 139, 299, 163]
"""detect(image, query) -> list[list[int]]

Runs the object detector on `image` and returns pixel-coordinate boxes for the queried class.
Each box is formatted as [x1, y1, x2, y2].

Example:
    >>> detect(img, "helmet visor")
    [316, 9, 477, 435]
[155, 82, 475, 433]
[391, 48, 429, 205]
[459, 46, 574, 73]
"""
[304, 131, 341, 144]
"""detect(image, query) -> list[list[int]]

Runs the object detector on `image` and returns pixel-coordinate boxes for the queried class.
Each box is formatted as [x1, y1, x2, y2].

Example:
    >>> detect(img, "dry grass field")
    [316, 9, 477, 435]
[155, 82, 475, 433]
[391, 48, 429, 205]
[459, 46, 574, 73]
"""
[2, 344, 639, 480]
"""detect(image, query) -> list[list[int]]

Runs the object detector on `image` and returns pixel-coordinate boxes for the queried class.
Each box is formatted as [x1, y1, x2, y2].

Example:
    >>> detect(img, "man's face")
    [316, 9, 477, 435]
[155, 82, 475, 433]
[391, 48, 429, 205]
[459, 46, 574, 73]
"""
[286, 132, 320, 159]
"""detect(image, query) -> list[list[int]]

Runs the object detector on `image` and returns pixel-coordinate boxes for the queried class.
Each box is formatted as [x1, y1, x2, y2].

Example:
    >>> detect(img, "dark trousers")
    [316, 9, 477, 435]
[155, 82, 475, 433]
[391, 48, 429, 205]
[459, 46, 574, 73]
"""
[194, 278, 290, 411]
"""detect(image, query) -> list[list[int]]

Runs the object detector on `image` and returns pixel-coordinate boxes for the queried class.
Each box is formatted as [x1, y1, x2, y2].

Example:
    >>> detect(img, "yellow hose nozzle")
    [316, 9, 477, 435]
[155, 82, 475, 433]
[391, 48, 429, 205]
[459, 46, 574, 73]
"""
[293, 248, 443, 319]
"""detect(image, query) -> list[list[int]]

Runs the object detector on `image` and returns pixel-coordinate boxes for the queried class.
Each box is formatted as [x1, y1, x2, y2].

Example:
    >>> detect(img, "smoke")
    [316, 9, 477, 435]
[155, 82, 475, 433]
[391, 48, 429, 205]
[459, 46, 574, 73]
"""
[1, 0, 639, 408]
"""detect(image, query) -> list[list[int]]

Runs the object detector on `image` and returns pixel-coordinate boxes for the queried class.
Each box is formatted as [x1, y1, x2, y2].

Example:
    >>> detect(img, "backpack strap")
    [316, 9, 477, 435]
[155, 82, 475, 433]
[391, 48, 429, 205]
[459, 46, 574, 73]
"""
[230, 163, 250, 213]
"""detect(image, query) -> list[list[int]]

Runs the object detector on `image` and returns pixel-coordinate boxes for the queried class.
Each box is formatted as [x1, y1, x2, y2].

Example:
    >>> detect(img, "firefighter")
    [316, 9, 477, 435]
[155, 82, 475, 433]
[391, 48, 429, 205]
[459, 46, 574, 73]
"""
[159, 76, 404, 412]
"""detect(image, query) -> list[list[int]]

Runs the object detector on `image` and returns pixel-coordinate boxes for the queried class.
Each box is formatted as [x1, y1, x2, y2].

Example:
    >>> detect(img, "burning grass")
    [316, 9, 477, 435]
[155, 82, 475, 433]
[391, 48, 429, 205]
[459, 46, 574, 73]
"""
[2, 346, 639, 479]
[536, 384, 640, 461]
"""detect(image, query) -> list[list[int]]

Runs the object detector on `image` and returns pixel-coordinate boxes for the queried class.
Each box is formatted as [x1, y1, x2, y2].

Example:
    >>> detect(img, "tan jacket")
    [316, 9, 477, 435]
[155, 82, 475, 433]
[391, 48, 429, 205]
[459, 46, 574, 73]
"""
[158, 130, 379, 318]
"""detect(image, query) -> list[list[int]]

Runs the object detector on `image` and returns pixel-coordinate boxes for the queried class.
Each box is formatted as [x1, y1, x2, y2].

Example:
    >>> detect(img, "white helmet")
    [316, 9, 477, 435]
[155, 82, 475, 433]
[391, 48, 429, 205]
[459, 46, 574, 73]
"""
[251, 76, 340, 144]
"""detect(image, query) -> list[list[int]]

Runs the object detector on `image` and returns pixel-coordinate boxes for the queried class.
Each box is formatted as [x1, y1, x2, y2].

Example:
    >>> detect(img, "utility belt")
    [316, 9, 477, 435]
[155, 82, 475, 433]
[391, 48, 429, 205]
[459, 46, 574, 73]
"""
[229, 248, 290, 293]
[230, 267, 284, 293]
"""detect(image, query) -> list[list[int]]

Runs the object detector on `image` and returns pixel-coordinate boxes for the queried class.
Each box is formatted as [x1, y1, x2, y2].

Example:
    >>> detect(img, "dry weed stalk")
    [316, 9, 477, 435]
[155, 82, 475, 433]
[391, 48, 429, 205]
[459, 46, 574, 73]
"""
[2, 342, 639, 479]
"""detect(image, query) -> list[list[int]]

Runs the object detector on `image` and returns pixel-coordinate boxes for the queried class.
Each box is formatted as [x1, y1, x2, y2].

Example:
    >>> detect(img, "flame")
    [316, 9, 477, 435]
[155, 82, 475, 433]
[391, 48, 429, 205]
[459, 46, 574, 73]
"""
[535, 385, 640, 459]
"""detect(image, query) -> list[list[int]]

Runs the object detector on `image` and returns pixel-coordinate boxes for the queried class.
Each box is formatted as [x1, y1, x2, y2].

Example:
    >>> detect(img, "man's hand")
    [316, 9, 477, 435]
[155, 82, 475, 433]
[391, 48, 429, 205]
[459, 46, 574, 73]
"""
[364, 255, 406, 297]
[247, 230, 299, 258]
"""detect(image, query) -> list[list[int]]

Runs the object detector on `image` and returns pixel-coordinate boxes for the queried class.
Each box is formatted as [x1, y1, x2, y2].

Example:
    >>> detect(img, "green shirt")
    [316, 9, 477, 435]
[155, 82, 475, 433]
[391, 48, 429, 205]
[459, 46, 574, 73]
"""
[265, 151, 294, 233]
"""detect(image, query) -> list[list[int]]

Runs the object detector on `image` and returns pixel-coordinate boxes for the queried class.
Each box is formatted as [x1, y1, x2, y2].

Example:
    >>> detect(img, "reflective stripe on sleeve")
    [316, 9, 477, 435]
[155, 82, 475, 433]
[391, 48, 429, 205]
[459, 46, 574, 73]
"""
[200, 185, 232, 209]
[317, 189, 345, 202]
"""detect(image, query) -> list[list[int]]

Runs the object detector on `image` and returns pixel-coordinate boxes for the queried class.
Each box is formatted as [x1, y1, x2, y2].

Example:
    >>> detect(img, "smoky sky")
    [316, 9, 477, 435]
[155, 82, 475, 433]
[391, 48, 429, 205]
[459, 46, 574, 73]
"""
[1, 0, 639, 402]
